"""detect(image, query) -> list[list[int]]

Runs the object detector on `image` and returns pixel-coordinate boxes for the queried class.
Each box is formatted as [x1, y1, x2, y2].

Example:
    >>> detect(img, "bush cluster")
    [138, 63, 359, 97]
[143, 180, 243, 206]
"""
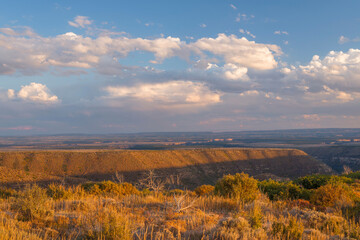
[11, 185, 53, 221]
[81, 181, 139, 196]
[295, 174, 352, 189]
[214, 173, 259, 203]
[194, 185, 215, 196]
[259, 180, 310, 201]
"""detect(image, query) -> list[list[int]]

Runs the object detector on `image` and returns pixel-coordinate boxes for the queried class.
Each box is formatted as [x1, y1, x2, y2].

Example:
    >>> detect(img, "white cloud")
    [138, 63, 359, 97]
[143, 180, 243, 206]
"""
[200, 23, 207, 28]
[274, 30, 288, 35]
[0, 29, 183, 75]
[304, 85, 357, 103]
[0, 28, 280, 77]
[239, 90, 259, 96]
[338, 35, 360, 44]
[68, 16, 93, 28]
[192, 34, 281, 70]
[10, 82, 59, 103]
[7, 89, 15, 99]
[239, 90, 282, 100]
[0, 27, 37, 37]
[223, 63, 249, 81]
[303, 114, 320, 121]
[230, 4, 237, 10]
[299, 49, 360, 87]
[239, 29, 256, 38]
[236, 13, 254, 22]
[338, 36, 349, 44]
[104, 81, 221, 108]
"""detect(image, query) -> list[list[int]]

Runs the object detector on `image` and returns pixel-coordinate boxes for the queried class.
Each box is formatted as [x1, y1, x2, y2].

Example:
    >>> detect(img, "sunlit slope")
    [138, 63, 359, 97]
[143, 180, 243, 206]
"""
[0, 149, 332, 186]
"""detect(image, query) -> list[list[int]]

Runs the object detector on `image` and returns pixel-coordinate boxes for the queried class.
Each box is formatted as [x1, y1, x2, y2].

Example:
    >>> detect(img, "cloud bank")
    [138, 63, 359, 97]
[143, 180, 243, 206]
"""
[1, 17, 360, 133]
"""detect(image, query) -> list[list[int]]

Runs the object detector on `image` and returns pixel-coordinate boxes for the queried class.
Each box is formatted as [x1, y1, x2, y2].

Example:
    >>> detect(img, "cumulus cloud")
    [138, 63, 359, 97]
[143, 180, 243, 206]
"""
[223, 63, 249, 81]
[299, 49, 360, 89]
[0, 29, 183, 75]
[68, 16, 93, 28]
[8, 82, 59, 103]
[104, 81, 221, 108]
[192, 34, 281, 70]
[0, 26, 281, 78]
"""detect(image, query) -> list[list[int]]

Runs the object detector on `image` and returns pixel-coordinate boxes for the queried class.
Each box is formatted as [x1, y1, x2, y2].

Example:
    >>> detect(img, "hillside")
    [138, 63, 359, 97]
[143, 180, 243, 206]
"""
[303, 146, 360, 173]
[0, 148, 332, 188]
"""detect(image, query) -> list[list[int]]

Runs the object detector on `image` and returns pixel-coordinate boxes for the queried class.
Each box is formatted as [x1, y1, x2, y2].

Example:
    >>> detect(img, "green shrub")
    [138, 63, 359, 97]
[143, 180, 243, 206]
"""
[11, 185, 53, 221]
[295, 175, 352, 189]
[344, 171, 360, 179]
[47, 184, 72, 200]
[259, 180, 309, 200]
[82, 181, 139, 196]
[214, 173, 259, 203]
[194, 185, 215, 196]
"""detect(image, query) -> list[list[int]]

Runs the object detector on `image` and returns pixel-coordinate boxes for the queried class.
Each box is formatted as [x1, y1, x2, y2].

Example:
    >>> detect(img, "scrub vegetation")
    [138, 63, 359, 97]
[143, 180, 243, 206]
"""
[1, 171, 360, 239]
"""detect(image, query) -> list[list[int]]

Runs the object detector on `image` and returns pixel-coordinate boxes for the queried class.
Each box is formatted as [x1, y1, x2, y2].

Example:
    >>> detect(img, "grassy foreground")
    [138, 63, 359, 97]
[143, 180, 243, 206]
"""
[1, 171, 360, 239]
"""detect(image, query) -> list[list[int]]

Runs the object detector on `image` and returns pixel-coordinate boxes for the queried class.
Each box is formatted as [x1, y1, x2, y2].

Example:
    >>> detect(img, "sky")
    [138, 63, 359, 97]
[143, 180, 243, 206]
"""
[1, 0, 360, 135]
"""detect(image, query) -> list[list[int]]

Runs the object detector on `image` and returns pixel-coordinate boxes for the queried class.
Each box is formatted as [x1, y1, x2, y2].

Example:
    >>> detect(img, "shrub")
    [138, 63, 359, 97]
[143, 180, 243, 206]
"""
[249, 204, 263, 229]
[82, 181, 139, 196]
[47, 184, 72, 200]
[194, 185, 214, 196]
[349, 223, 360, 239]
[344, 171, 360, 179]
[11, 185, 53, 221]
[214, 173, 259, 203]
[310, 182, 354, 208]
[342, 202, 360, 222]
[118, 182, 139, 195]
[290, 199, 315, 210]
[322, 215, 347, 235]
[167, 189, 185, 196]
[295, 175, 352, 189]
[271, 217, 303, 240]
[259, 180, 309, 200]
[220, 216, 250, 231]
[81, 208, 132, 240]
[0, 188, 16, 199]
[216, 216, 250, 239]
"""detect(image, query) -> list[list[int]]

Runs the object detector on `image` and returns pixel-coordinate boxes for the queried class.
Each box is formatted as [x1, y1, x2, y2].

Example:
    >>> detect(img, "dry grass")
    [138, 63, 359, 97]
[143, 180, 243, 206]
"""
[1, 184, 360, 240]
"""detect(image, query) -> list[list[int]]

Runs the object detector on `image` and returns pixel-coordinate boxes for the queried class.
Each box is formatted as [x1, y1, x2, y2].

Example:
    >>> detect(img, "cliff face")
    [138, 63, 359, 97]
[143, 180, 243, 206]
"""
[0, 148, 332, 187]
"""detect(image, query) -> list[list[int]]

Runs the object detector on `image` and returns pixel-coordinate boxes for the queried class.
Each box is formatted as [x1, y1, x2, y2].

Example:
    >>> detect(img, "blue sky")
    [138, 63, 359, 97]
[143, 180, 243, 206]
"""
[0, 0, 360, 135]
